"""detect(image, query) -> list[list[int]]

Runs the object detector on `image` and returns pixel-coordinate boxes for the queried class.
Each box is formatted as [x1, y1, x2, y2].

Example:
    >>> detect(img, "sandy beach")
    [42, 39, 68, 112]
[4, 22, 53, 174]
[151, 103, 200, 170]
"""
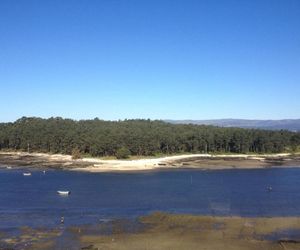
[0, 151, 300, 172]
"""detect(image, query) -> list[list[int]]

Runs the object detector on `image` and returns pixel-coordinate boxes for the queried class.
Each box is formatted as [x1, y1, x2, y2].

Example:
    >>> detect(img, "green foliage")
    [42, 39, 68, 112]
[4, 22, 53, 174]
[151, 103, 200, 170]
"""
[291, 134, 300, 152]
[0, 117, 299, 156]
[116, 147, 131, 159]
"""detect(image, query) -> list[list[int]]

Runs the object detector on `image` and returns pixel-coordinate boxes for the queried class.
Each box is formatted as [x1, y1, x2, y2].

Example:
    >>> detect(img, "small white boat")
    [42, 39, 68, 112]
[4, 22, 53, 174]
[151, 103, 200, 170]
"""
[23, 172, 31, 176]
[57, 190, 71, 195]
[6, 166, 12, 169]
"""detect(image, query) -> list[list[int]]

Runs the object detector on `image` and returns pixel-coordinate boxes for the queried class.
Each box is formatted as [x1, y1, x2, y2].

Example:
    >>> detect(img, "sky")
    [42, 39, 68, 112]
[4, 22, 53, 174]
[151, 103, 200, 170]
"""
[0, 0, 299, 122]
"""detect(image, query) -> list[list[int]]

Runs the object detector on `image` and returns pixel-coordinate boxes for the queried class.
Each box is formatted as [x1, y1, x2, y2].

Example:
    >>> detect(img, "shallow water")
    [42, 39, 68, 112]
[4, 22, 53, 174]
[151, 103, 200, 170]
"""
[1, 166, 300, 228]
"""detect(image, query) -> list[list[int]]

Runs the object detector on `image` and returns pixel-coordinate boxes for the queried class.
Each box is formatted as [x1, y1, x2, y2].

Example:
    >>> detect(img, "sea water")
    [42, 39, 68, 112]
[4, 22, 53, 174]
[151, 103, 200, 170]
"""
[1, 167, 300, 228]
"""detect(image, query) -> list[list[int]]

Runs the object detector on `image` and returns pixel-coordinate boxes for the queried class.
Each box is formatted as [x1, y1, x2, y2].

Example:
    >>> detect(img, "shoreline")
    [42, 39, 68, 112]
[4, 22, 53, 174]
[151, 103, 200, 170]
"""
[1, 213, 300, 249]
[0, 151, 300, 172]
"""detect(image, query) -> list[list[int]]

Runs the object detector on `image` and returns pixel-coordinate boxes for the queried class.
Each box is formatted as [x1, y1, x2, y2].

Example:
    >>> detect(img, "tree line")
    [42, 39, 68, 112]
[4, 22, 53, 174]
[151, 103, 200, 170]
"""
[0, 117, 299, 157]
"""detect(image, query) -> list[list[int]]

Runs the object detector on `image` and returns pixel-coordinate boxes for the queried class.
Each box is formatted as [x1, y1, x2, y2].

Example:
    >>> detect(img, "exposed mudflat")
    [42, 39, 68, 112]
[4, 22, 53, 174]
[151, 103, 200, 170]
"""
[2, 213, 300, 250]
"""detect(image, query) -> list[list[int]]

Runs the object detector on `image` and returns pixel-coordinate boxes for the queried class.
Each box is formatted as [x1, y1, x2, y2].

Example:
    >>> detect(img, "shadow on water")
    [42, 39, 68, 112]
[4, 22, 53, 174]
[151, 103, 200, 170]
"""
[254, 228, 300, 248]
[256, 228, 300, 241]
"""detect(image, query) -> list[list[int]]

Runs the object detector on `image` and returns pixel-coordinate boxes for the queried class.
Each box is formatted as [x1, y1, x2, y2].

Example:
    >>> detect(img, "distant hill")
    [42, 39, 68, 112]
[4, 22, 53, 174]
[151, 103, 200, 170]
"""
[165, 119, 300, 131]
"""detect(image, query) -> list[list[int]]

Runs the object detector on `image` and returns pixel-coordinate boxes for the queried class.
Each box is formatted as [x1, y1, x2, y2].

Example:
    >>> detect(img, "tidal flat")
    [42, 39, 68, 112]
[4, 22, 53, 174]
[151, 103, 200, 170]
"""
[1, 151, 300, 172]
[1, 213, 300, 250]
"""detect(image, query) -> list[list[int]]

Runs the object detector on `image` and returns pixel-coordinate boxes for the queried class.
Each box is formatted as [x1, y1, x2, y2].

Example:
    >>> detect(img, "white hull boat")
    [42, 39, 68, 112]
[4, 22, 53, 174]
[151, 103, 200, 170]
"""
[23, 172, 31, 176]
[57, 190, 71, 195]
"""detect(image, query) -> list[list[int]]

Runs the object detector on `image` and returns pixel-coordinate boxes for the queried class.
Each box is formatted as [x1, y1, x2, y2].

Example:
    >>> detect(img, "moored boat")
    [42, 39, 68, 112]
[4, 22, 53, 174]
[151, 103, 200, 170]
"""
[57, 190, 71, 195]
[23, 172, 31, 176]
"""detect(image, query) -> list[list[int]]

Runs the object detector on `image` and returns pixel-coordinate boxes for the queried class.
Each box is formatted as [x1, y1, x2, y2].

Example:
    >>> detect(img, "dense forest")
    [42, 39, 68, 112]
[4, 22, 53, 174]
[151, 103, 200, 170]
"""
[0, 117, 300, 158]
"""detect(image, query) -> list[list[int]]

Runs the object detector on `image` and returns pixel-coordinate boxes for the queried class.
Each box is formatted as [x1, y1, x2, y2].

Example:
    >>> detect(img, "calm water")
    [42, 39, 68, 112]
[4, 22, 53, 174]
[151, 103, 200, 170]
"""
[1, 166, 300, 229]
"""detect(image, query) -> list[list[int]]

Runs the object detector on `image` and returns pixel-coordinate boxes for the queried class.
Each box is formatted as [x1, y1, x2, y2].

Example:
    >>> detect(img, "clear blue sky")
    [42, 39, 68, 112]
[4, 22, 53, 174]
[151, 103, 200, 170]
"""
[0, 0, 299, 122]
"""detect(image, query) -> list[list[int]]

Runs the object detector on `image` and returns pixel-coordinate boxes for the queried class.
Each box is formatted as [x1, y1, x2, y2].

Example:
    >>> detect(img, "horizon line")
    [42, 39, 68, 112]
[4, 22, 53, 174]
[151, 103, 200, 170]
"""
[1, 116, 300, 123]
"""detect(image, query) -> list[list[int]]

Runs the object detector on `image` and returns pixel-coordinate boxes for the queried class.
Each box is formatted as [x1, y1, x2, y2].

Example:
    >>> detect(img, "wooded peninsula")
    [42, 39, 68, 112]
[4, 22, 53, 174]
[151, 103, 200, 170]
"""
[0, 117, 300, 158]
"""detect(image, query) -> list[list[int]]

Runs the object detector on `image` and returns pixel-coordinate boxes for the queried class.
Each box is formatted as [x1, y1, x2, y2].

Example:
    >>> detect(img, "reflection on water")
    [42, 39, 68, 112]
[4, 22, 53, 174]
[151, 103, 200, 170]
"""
[1, 167, 300, 228]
